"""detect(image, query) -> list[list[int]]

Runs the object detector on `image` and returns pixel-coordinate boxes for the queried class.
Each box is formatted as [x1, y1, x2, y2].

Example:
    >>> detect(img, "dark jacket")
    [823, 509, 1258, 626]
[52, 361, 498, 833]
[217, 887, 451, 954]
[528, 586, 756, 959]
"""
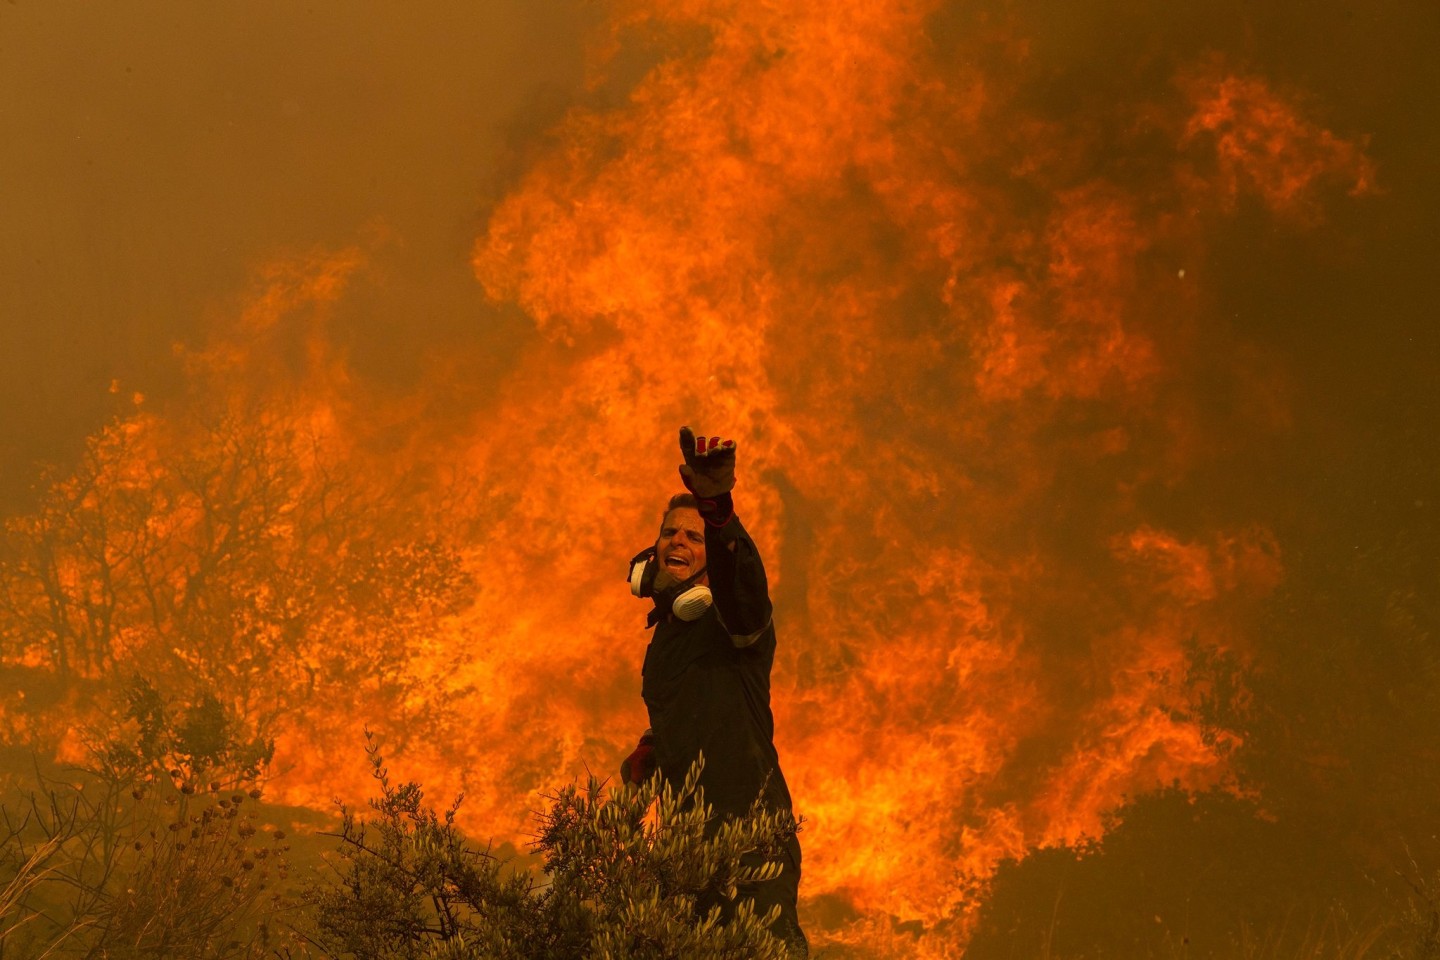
[640, 513, 794, 819]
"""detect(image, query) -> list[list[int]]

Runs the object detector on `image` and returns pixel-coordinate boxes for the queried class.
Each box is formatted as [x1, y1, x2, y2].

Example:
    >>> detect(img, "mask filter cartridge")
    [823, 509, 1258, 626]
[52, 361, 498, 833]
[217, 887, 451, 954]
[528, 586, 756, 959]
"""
[671, 585, 713, 622]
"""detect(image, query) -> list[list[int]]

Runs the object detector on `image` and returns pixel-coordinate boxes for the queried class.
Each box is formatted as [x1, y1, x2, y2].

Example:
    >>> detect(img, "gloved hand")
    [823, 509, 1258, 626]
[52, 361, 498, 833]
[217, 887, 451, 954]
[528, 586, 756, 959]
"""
[678, 427, 737, 526]
[620, 730, 656, 786]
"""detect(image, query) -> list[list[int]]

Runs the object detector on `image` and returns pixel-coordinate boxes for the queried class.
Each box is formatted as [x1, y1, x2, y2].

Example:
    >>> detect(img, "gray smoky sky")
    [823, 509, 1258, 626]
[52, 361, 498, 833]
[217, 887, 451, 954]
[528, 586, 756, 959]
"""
[0, 0, 592, 508]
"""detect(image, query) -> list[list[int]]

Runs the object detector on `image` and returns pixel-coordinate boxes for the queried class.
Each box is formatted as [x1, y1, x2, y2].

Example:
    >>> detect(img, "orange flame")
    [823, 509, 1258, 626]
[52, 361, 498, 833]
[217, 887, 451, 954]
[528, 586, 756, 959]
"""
[0, 3, 1373, 957]
[460, 3, 1368, 952]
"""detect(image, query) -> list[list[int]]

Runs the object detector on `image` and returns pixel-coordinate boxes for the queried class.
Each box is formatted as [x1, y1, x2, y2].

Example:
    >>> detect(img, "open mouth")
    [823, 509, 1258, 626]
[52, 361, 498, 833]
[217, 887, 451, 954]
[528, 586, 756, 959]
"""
[664, 555, 689, 571]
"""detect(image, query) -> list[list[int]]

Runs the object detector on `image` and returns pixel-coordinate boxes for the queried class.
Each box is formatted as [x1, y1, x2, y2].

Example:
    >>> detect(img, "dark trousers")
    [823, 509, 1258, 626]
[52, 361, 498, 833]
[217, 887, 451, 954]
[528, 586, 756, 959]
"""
[699, 833, 808, 957]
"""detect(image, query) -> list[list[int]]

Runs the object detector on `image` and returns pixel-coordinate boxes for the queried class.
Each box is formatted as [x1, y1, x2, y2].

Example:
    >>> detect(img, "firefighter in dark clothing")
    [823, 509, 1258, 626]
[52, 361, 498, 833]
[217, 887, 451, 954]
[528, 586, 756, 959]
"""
[620, 427, 807, 955]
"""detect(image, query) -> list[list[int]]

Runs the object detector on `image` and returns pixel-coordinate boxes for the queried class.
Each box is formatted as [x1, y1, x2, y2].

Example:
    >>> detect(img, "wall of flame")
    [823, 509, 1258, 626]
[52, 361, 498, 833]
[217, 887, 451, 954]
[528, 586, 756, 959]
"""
[0, 2, 1375, 956]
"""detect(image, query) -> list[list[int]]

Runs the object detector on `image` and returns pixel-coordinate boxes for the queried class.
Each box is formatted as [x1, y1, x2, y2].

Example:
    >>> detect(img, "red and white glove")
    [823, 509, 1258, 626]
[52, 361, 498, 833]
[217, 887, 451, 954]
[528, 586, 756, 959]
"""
[620, 730, 656, 786]
[678, 426, 736, 526]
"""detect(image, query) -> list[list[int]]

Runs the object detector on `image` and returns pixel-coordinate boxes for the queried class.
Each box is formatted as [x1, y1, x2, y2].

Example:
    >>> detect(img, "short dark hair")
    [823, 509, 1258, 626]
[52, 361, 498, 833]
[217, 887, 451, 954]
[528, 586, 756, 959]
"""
[660, 492, 699, 529]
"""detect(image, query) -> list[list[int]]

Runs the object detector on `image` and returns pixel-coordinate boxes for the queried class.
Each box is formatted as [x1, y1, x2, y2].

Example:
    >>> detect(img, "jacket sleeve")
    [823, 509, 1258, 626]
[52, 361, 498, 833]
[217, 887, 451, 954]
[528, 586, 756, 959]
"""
[704, 513, 773, 648]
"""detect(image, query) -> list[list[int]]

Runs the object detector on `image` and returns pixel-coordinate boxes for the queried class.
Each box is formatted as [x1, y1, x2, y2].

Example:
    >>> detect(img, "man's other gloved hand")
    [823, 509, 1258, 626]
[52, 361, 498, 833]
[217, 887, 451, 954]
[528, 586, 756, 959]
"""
[620, 730, 656, 786]
[678, 427, 736, 526]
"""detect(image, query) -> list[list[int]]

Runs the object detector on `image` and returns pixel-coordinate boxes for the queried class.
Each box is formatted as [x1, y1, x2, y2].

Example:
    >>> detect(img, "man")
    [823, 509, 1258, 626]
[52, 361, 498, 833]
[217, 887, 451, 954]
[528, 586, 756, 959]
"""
[621, 426, 807, 954]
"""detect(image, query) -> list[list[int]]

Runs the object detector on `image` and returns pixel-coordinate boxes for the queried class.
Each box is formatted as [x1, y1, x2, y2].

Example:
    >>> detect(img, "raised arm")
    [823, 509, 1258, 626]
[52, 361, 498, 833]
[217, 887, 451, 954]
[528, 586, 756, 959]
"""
[678, 427, 773, 647]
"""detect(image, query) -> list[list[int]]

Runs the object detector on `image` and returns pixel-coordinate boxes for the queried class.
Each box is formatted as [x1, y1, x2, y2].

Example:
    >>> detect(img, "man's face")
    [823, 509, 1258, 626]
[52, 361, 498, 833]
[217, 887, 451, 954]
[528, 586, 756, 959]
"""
[653, 507, 708, 592]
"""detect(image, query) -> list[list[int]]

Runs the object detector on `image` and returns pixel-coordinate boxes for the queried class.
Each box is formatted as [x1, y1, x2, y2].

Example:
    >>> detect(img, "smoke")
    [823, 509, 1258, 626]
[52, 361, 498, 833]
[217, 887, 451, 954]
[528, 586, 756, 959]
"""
[0, 0, 591, 505]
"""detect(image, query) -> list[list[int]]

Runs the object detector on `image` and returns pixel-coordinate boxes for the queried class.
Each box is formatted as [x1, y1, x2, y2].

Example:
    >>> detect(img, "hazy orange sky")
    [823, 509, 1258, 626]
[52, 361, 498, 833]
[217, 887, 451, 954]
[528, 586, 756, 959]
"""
[1, 0, 596, 504]
[2, 1, 1434, 508]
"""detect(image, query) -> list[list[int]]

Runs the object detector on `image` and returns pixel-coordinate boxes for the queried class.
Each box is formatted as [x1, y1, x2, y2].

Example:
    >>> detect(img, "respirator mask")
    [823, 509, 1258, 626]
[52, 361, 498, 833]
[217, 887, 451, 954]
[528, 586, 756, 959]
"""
[628, 546, 713, 622]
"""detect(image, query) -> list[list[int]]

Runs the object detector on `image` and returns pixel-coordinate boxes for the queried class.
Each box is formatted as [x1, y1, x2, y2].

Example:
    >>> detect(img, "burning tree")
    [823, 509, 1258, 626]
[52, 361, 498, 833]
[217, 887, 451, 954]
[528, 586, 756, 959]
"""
[0, 390, 475, 762]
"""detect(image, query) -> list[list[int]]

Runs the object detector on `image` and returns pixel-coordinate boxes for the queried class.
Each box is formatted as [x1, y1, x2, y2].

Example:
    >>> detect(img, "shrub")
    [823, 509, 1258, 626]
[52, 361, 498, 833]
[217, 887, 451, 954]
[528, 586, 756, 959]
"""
[308, 732, 801, 960]
[0, 678, 287, 959]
